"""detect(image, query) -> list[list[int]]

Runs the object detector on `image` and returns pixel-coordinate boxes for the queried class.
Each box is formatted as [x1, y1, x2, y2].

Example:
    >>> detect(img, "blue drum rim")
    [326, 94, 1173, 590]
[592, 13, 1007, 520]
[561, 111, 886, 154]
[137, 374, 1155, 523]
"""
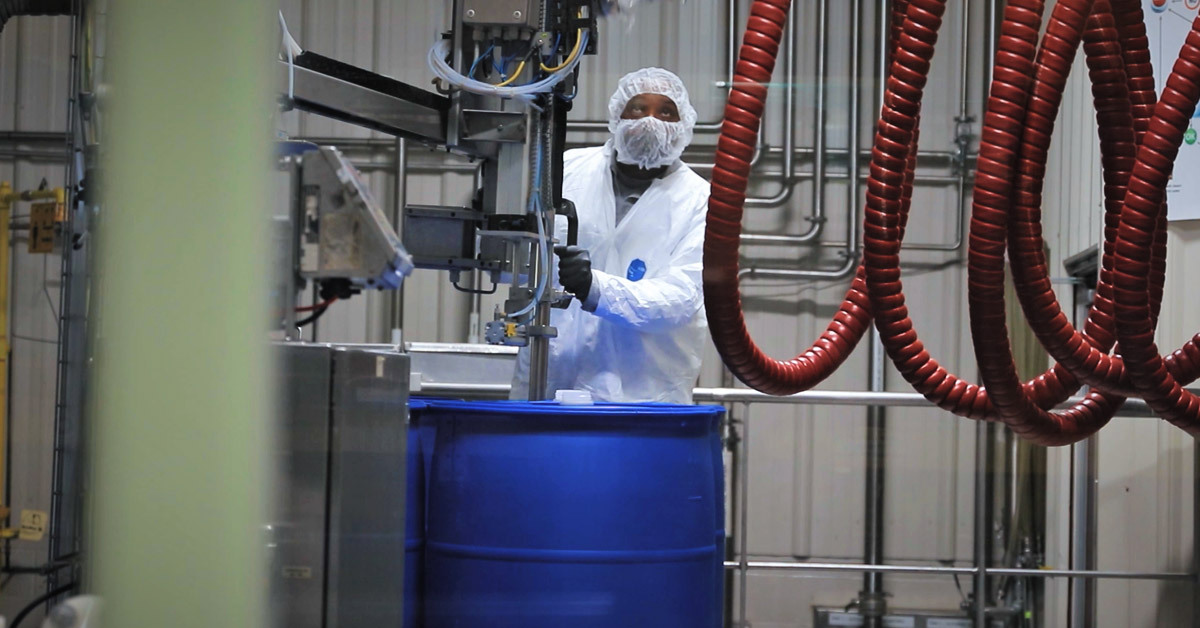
[419, 399, 725, 418]
[426, 540, 719, 564]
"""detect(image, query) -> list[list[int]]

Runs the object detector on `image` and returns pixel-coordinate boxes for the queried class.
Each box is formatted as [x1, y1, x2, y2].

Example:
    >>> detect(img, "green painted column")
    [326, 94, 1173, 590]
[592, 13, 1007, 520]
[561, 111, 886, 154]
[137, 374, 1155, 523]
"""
[90, 2, 272, 626]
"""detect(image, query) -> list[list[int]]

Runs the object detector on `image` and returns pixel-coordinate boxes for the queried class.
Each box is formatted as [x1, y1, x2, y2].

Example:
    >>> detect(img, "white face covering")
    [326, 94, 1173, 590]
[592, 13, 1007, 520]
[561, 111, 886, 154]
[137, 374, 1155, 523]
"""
[612, 116, 688, 170]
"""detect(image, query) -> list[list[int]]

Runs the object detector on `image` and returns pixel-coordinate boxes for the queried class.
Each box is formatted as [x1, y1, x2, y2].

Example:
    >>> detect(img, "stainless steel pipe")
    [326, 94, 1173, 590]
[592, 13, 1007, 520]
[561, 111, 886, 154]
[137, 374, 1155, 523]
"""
[719, 561, 1195, 582]
[414, 383, 1161, 417]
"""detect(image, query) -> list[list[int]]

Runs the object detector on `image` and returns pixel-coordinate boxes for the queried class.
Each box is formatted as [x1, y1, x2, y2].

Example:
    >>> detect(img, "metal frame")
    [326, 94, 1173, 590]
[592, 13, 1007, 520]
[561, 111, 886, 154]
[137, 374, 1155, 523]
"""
[279, 55, 449, 145]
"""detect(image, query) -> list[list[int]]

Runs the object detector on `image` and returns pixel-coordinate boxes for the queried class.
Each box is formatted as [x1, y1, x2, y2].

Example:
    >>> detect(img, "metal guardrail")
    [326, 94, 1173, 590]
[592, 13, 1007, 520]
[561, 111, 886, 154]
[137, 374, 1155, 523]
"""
[417, 383, 1159, 418]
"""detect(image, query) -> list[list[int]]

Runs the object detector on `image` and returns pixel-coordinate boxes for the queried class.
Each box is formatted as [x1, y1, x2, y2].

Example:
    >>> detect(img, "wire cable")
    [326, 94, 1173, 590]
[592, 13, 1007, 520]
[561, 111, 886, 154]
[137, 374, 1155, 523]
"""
[427, 31, 589, 107]
[295, 297, 337, 313]
[495, 58, 529, 87]
[295, 302, 333, 327]
[468, 44, 495, 79]
[9, 582, 77, 628]
[542, 32, 563, 64]
[540, 29, 585, 72]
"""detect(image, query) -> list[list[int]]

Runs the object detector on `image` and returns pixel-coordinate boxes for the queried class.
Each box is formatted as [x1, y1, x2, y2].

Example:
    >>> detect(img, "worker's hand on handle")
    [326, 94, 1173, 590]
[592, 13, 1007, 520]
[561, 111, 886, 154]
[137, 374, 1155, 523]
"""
[554, 245, 593, 303]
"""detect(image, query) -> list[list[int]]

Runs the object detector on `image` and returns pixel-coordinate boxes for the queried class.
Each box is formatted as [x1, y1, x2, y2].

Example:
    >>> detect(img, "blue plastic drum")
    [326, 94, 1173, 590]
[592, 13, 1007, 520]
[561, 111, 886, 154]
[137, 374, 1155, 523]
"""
[422, 399, 725, 628]
[404, 399, 428, 628]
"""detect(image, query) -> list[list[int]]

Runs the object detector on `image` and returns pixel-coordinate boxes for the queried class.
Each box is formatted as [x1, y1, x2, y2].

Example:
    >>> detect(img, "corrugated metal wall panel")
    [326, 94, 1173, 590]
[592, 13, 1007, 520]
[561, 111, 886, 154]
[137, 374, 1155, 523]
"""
[0, 13, 74, 623]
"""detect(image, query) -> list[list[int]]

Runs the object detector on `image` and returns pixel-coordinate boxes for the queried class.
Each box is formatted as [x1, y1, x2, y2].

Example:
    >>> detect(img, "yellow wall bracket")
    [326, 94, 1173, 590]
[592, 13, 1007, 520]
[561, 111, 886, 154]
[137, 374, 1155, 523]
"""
[0, 183, 67, 527]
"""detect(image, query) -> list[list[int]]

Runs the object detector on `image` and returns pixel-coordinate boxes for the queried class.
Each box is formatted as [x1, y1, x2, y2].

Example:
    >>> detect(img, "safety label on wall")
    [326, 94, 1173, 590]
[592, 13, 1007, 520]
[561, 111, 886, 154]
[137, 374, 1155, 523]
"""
[19, 509, 47, 541]
[1144, 0, 1200, 220]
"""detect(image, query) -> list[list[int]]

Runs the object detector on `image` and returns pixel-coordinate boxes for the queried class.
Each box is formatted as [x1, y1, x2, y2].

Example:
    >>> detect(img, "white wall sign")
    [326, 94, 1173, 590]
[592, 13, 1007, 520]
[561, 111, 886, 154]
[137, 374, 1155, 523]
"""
[1144, 0, 1200, 220]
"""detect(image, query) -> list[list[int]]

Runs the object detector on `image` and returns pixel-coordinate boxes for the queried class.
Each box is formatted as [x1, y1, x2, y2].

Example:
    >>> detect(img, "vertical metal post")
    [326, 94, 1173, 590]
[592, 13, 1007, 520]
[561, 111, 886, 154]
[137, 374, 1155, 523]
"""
[727, 0, 738, 86]
[527, 306, 551, 400]
[808, 0, 827, 231]
[389, 138, 407, 345]
[1192, 439, 1199, 628]
[525, 84, 557, 400]
[976, 7, 999, 624]
[858, 3, 890, 624]
[984, 0, 997, 90]
[877, 0, 889, 114]
[723, 402, 737, 628]
[0, 184, 10, 519]
[849, 0, 861, 231]
[862, 329, 888, 626]
[956, 0, 972, 135]
[975, 416, 991, 627]
[738, 402, 751, 627]
[952, 0, 973, 257]
[1069, 436, 1097, 627]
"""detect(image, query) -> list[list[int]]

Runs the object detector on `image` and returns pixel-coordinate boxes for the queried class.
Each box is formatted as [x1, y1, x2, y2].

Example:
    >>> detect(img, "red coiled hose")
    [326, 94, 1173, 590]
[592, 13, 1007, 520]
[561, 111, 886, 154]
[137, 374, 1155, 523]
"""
[964, 0, 1127, 444]
[704, 0, 880, 396]
[702, 0, 930, 396]
[998, 1, 1200, 418]
[704, 0, 1200, 443]
[1109, 13, 1200, 428]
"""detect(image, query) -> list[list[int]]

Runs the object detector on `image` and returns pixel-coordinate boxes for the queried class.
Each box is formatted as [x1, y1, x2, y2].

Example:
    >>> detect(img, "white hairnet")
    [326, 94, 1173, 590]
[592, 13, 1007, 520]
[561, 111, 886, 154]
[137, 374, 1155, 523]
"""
[607, 68, 697, 168]
[607, 68, 697, 135]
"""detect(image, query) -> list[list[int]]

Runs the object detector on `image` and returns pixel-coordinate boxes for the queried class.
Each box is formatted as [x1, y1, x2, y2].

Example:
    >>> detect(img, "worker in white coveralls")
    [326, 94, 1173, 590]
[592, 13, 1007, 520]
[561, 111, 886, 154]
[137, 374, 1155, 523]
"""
[512, 67, 709, 404]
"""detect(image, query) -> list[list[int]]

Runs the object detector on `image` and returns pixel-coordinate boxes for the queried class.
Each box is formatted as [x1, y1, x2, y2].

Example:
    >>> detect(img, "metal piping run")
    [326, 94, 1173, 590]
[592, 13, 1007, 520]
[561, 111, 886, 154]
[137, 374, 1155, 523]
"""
[0, 131, 72, 143]
[568, 120, 726, 135]
[763, 145, 967, 162]
[734, 0, 863, 281]
[415, 383, 1163, 417]
[742, 0, 803, 211]
[0, 149, 69, 160]
[567, 0, 738, 134]
[348, 163, 967, 184]
[942, 0, 973, 256]
[718, 562, 1196, 581]
[738, 248, 859, 282]
[741, 230, 965, 251]
[847, 0, 861, 258]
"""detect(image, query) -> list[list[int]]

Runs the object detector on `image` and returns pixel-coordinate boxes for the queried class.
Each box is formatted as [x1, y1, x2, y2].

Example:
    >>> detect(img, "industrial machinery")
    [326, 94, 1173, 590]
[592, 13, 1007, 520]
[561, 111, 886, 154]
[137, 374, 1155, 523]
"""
[272, 142, 414, 336]
[274, 0, 634, 400]
[266, 3, 634, 626]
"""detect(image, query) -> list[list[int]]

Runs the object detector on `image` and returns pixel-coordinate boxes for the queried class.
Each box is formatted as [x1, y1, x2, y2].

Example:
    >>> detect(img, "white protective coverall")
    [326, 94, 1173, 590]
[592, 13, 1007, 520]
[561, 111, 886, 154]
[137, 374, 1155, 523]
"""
[511, 140, 710, 403]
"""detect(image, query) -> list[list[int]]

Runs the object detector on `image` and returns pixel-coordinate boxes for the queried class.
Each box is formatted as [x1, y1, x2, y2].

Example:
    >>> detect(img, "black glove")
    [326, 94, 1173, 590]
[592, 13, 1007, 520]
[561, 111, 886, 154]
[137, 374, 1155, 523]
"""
[554, 245, 593, 303]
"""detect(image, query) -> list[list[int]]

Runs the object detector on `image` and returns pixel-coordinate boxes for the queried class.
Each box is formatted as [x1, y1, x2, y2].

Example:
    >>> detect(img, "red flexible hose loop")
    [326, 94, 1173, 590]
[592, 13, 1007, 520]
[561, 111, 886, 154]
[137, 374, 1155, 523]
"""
[705, 0, 1200, 442]
[703, 0, 911, 396]
[1000, 1, 1200, 412]
[1110, 14, 1200, 429]
[964, 0, 1125, 445]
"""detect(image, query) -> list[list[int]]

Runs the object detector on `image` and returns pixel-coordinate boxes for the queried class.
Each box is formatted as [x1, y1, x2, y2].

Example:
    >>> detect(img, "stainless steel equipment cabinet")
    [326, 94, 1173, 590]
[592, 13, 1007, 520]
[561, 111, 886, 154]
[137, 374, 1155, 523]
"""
[268, 344, 411, 628]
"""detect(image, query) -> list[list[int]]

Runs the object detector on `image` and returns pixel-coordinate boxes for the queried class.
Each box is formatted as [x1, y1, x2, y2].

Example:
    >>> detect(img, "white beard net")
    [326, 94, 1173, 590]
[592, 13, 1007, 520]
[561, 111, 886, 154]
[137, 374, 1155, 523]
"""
[607, 68, 697, 169]
[613, 117, 688, 170]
